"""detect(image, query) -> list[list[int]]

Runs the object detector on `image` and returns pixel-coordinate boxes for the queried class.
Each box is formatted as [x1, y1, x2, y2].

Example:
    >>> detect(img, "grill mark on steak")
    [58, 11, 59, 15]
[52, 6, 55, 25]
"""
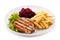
[13, 18, 35, 34]
[14, 21, 32, 31]
[14, 23, 25, 33]
[24, 18, 35, 30]
[16, 18, 35, 30]
[20, 18, 33, 25]
[14, 21, 32, 33]
[16, 18, 31, 27]
[21, 18, 35, 29]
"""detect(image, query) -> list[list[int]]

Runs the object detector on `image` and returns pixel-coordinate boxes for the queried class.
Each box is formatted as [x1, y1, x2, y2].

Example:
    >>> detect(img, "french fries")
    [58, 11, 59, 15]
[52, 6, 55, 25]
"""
[34, 22, 42, 29]
[31, 11, 53, 30]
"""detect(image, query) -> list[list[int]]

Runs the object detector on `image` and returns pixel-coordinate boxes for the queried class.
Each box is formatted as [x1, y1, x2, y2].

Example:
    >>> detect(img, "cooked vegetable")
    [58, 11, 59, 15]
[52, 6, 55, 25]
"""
[8, 12, 20, 32]
[19, 8, 36, 18]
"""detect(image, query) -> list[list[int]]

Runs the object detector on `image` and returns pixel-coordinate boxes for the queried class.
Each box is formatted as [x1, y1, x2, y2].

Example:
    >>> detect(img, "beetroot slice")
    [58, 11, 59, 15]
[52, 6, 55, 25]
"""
[19, 8, 36, 18]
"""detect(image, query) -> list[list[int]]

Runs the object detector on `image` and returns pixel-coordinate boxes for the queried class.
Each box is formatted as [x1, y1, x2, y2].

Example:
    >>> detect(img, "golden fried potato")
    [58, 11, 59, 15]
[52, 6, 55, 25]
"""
[31, 10, 53, 30]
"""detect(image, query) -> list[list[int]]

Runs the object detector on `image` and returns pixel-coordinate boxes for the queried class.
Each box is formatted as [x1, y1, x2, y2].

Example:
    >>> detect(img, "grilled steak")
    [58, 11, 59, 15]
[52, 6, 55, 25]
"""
[13, 18, 35, 34]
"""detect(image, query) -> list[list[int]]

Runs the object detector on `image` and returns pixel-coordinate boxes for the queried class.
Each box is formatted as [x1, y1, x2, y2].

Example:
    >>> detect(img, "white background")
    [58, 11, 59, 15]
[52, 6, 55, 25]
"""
[0, 0, 60, 40]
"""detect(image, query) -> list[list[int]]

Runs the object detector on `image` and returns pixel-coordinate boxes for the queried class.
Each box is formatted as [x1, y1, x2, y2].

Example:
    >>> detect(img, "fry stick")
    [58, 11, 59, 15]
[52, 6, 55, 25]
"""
[41, 21, 48, 29]
[31, 15, 41, 20]
[34, 22, 42, 29]
[46, 20, 53, 26]
[39, 22, 45, 29]
[35, 16, 43, 23]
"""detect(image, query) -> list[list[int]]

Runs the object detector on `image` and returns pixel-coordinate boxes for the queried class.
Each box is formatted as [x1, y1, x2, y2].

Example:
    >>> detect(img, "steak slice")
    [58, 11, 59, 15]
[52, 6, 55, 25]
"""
[13, 18, 35, 34]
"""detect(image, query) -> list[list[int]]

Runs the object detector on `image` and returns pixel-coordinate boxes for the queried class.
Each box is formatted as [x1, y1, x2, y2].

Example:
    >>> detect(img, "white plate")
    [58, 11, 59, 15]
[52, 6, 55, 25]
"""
[5, 5, 55, 37]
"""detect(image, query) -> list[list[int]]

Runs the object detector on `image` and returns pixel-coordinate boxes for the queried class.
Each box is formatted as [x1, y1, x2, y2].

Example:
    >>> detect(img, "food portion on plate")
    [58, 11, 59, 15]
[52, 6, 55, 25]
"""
[13, 18, 35, 34]
[8, 8, 54, 34]
[8, 13, 20, 32]
[19, 8, 36, 18]
[31, 11, 53, 30]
